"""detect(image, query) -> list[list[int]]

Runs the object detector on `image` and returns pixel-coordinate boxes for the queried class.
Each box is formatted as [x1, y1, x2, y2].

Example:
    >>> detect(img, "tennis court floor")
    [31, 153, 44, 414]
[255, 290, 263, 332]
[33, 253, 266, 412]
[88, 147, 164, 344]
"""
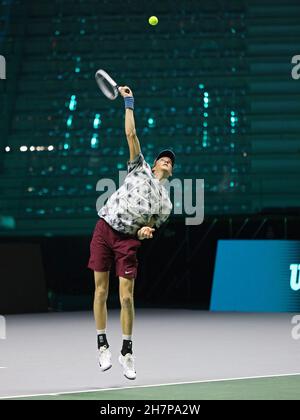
[1, 310, 300, 400]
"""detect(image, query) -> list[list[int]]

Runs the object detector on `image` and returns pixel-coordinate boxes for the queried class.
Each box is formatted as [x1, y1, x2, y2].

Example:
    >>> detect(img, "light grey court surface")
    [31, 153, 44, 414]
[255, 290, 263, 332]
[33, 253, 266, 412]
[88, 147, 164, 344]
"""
[0, 310, 300, 399]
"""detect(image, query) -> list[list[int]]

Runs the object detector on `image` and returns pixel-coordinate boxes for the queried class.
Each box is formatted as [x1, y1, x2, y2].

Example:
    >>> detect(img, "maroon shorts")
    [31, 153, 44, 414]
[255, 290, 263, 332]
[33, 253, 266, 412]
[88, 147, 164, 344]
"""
[87, 218, 141, 279]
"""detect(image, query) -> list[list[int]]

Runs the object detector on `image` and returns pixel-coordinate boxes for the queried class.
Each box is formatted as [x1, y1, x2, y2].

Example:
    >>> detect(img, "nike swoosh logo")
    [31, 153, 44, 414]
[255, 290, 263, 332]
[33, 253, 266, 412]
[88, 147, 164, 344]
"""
[125, 271, 132, 274]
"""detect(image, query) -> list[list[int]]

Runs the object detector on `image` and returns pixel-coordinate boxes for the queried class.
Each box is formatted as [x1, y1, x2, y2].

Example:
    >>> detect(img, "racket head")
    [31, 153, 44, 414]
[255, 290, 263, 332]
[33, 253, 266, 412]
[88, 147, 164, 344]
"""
[95, 69, 119, 100]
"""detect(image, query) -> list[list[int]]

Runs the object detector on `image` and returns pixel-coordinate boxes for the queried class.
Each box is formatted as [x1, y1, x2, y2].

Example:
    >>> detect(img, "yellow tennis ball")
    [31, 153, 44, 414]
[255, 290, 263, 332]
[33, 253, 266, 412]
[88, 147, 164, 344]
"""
[149, 16, 158, 26]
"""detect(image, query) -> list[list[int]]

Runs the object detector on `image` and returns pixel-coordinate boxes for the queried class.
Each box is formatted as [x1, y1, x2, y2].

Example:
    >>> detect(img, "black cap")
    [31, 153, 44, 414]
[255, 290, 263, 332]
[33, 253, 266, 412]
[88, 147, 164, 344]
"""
[155, 149, 176, 167]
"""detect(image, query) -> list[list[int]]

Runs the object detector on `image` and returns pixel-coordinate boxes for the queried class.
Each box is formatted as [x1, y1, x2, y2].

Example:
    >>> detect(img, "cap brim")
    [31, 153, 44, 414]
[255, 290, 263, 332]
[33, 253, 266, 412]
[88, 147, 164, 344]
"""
[155, 150, 175, 166]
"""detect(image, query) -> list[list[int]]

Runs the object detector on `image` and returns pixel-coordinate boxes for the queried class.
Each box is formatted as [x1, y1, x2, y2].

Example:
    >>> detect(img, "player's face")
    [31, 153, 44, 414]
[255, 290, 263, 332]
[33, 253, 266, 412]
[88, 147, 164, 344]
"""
[156, 157, 173, 177]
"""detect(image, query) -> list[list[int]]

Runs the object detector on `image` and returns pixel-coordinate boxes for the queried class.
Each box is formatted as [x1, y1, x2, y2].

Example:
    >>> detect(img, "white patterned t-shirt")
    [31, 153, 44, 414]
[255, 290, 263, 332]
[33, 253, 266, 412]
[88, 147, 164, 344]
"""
[98, 153, 172, 236]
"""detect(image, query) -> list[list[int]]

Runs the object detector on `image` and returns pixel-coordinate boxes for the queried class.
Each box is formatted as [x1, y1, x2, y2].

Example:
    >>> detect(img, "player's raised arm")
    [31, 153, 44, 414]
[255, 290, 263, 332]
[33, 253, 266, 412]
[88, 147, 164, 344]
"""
[118, 86, 141, 161]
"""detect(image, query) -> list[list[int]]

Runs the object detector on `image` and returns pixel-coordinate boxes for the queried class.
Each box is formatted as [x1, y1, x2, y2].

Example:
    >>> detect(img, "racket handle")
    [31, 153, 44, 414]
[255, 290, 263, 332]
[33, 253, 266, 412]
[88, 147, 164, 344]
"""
[117, 85, 131, 95]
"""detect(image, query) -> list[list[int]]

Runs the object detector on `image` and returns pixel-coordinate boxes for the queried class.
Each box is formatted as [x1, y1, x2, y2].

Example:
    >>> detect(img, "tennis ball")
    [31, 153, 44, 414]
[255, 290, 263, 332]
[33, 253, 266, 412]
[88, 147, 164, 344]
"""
[148, 16, 158, 26]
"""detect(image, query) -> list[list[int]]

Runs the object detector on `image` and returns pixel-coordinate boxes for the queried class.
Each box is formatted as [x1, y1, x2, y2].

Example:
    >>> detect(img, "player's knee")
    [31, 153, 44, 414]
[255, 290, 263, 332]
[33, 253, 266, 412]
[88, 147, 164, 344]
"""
[120, 295, 133, 308]
[94, 286, 108, 302]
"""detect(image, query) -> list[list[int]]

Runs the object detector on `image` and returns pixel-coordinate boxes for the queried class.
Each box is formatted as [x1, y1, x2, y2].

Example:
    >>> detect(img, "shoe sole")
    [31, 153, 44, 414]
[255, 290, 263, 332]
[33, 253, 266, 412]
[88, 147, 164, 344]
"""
[124, 374, 136, 380]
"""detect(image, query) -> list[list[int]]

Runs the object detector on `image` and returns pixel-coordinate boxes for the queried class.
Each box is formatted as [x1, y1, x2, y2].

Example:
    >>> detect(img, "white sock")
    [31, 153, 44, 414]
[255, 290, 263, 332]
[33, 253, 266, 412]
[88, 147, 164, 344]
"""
[97, 329, 106, 335]
[122, 334, 132, 341]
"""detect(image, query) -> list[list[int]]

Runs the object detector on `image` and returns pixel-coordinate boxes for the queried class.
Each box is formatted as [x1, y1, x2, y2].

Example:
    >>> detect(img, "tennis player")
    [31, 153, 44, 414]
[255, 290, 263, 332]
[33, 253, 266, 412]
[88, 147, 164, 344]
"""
[88, 86, 175, 380]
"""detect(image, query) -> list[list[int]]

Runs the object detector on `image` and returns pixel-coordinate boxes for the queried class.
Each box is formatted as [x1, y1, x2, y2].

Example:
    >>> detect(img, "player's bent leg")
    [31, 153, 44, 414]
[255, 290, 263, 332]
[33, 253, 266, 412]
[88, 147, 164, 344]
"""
[119, 276, 135, 335]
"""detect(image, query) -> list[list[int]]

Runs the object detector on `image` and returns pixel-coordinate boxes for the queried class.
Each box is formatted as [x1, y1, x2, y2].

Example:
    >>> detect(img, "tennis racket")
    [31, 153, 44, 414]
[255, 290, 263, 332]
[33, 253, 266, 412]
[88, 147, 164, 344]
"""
[95, 69, 130, 100]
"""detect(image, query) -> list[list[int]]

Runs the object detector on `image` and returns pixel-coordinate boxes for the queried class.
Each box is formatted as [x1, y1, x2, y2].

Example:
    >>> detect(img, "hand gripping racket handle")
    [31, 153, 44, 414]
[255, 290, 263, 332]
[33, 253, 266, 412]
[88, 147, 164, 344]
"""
[116, 85, 131, 94]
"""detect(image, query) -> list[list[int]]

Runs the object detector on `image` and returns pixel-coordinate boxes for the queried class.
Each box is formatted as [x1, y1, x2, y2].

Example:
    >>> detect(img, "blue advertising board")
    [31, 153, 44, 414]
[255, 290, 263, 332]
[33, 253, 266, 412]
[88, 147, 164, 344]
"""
[210, 240, 300, 312]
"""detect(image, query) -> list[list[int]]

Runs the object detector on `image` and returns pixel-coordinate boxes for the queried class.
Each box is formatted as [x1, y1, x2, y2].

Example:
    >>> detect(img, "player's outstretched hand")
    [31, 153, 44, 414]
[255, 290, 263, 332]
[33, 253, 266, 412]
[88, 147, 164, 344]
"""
[137, 227, 155, 240]
[118, 86, 133, 97]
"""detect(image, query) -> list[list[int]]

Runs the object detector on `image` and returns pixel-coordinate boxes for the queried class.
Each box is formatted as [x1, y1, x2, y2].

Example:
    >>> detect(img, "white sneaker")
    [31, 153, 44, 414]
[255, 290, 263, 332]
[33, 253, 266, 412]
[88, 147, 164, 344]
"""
[98, 345, 112, 371]
[118, 353, 136, 380]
